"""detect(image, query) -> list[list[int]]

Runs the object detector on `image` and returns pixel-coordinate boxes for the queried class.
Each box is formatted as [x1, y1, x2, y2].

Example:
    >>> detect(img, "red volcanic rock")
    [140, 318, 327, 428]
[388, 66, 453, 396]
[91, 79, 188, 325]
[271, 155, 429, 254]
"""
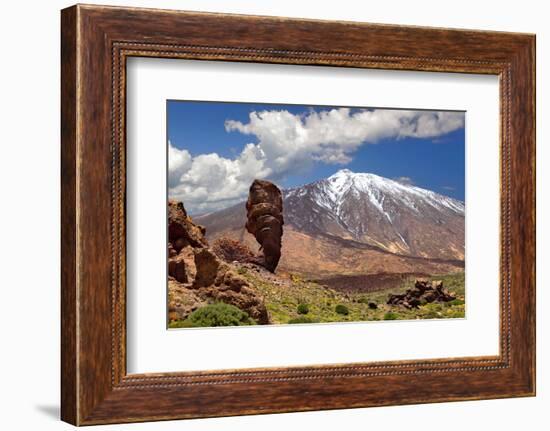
[168, 278, 205, 322]
[168, 254, 188, 283]
[245, 180, 284, 272]
[168, 242, 177, 258]
[198, 273, 269, 324]
[168, 200, 208, 250]
[192, 248, 221, 288]
[212, 237, 259, 264]
[167, 200, 269, 324]
[192, 248, 269, 324]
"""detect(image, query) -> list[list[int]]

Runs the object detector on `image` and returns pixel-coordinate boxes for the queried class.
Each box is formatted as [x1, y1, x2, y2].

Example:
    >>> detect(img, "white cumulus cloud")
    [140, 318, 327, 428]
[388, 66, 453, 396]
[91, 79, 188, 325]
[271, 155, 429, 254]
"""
[168, 142, 192, 188]
[169, 108, 464, 213]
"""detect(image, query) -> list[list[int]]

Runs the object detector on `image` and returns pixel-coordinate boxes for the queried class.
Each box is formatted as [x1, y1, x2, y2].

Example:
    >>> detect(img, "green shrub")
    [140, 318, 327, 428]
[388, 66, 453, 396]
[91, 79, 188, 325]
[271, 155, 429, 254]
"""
[297, 303, 310, 315]
[383, 312, 398, 320]
[288, 316, 318, 324]
[335, 304, 349, 315]
[172, 303, 255, 328]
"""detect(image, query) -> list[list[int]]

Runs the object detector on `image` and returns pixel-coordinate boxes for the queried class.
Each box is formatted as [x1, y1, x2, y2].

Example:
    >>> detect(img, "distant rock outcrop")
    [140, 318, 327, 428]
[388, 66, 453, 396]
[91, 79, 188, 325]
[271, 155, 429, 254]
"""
[168, 200, 269, 324]
[212, 237, 259, 265]
[387, 279, 456, 309]
[245, 179, 284, 272]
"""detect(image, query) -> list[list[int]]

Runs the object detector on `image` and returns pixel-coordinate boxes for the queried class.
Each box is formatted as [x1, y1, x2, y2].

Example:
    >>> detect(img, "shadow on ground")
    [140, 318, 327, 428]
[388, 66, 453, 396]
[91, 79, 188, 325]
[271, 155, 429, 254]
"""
[35, 404, 59, 420]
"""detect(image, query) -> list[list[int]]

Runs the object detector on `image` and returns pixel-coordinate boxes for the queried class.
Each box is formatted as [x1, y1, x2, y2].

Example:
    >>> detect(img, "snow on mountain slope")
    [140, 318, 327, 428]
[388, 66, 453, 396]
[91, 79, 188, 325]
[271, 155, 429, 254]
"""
[284, 169, 464, 259]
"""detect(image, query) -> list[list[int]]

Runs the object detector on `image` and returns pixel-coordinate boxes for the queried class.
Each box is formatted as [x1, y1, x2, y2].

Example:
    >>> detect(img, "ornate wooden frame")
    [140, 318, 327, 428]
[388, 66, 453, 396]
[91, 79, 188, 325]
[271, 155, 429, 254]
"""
[61, 4, 536, 425]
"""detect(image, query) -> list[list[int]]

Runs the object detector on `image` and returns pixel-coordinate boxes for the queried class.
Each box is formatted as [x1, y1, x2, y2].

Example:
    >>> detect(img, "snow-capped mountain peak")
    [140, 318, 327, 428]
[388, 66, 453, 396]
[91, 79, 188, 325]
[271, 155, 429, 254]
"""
[290, 169, 464, 217]
[284, 170, 464, 259]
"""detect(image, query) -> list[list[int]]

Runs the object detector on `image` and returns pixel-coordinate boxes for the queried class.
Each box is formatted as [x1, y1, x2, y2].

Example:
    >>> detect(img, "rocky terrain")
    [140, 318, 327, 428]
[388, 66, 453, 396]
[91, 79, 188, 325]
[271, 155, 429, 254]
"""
[168, 198, 465, 327]
[167, 200, 268, 324]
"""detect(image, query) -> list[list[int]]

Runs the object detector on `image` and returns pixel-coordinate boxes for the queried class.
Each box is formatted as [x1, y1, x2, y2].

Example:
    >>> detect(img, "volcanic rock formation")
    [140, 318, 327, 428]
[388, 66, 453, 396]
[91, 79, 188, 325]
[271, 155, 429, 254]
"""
[167, 199, 269, 324]
[387, 279, 456, 309]
[168, 200, 208, 250]
[245, 179, 284, 272]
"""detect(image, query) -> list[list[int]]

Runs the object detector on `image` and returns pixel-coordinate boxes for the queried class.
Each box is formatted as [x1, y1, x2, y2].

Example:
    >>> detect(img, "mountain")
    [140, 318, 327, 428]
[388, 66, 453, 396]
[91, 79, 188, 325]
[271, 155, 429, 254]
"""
[194, 170, 465, 279]
[284, 169, 464, 259]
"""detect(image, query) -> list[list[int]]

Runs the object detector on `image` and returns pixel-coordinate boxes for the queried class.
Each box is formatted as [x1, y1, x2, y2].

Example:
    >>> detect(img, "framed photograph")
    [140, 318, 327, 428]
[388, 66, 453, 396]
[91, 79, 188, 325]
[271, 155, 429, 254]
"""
[61, 4, 535, 425]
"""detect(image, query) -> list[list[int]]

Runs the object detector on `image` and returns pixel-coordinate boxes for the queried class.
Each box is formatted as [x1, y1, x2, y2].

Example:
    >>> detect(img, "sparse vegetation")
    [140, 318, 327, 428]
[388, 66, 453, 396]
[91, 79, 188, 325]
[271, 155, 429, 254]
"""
[448, 298, 465, 306]
[240, 269, 465, 325]
[288, 316, 318, 324]
[383, 312, 398, 320]
[335, 304, 349, 315]
[297, 303, 310, 315]
[169, 303, 255, 328]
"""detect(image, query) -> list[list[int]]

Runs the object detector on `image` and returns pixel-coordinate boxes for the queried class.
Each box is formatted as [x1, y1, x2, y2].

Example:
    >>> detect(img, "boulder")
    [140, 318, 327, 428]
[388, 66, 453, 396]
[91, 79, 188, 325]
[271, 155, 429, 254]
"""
[245, 179, 284, 272]
[193, 248, 222, 288]
[168, 254, 188, 283]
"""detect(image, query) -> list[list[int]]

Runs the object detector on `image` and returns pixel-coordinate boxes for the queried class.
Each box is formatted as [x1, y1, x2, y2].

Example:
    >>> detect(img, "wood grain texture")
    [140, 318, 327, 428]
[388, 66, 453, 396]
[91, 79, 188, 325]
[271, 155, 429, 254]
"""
[60, 5, 78, 425]
[60, 4, 536, 425]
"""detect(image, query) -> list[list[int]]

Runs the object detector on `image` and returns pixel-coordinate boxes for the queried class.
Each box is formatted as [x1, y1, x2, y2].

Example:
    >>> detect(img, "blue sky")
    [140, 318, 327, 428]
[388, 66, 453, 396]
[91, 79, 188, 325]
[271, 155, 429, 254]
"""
[167, 100, 465, 214]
